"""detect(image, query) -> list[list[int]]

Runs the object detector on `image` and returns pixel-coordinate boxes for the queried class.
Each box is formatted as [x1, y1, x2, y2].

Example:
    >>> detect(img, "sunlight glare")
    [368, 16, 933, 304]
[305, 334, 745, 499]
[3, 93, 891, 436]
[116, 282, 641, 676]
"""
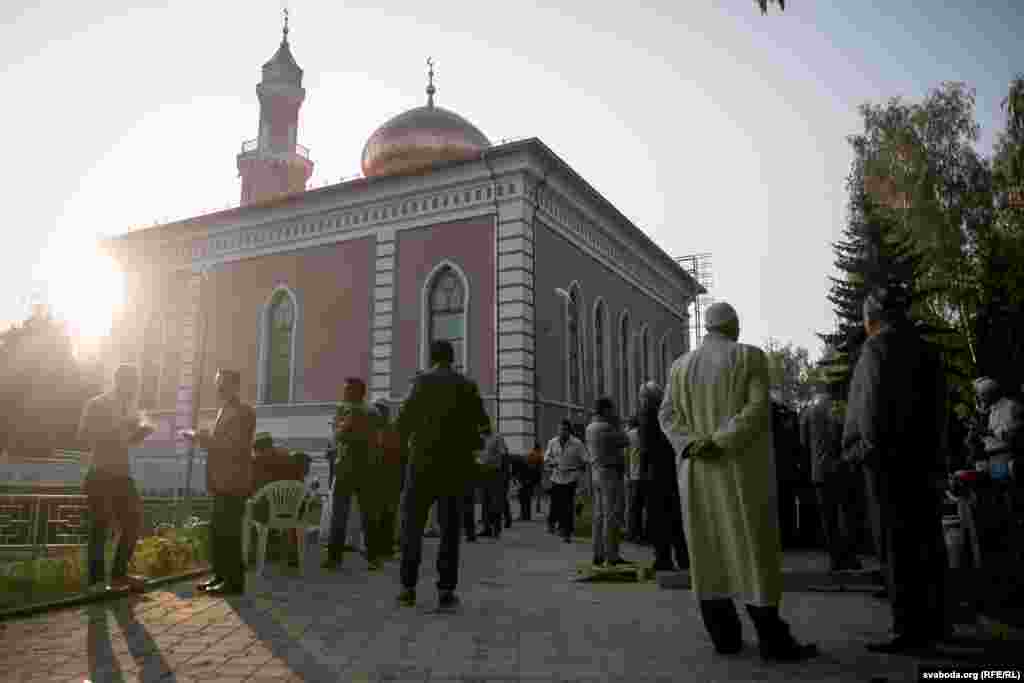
[40, 238, 125, 350]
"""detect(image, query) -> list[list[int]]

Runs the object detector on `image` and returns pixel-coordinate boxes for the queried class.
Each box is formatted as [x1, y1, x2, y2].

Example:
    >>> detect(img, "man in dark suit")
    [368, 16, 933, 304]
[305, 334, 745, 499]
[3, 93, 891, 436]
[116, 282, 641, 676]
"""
[842, 287, 948, 653]
[395, 340, 490, 609]
[183, 369, 256, 596]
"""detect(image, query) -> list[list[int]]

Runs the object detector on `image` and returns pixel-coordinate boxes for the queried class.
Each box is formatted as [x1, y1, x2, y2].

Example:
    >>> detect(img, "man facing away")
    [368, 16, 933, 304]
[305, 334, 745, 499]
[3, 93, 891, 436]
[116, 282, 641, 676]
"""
[395, 340, 490, 609]
[659, 302, 817, 662]
[801, 378, 862, 573]
[184, 369, 256, 596]
[638, 381, 688, 572]
[842, 287, 949, 654]
[543, 419, 588, 542]
[77, 364, 153, 592]
[586, 397, 631, 567]
[324, 377, 383, 571]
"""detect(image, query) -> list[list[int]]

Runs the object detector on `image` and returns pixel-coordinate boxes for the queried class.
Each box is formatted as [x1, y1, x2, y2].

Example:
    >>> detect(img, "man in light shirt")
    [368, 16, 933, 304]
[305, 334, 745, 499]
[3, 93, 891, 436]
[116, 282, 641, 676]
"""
[543, 419, 588, 543]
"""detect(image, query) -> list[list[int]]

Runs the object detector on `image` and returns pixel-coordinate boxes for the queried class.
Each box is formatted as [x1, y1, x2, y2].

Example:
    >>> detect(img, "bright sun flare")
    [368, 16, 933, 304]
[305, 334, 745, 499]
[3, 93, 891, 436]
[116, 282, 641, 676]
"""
[41, 240, 125, 350]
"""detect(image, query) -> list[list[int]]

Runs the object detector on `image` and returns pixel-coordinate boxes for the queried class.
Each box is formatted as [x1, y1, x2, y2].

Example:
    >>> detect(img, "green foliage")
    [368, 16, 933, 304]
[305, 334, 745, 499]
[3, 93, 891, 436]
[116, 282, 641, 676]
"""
[763, 339, 814, 408]
[0, 521, 210, 611]
[0, 309, 103, 462]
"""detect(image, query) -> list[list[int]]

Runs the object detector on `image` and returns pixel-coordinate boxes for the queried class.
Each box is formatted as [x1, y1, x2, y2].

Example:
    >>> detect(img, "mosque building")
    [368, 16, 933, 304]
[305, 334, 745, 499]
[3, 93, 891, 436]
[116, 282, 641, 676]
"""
[99, 19, 704, 492]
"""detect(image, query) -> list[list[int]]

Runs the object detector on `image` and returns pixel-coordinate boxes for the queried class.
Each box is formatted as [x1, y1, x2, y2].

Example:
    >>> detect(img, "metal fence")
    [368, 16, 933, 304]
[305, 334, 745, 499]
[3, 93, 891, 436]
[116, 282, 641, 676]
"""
[0, 495, 213, 560]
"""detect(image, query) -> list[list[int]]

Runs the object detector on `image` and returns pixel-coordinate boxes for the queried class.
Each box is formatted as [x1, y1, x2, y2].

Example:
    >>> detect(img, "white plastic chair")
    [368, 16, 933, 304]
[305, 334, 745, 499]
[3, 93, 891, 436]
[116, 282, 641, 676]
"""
[244, 480, 316, 576]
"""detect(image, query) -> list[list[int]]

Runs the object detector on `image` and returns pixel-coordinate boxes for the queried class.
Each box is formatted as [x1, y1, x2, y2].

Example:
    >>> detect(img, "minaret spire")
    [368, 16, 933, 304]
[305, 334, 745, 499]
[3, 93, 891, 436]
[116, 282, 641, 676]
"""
[426, 57, 436, 108]
[282, 7, 290, 44]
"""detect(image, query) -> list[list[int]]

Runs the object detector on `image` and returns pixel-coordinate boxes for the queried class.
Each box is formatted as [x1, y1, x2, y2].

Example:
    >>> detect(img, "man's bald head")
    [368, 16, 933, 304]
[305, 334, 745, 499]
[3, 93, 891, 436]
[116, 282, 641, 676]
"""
[704, 302, 739, 340]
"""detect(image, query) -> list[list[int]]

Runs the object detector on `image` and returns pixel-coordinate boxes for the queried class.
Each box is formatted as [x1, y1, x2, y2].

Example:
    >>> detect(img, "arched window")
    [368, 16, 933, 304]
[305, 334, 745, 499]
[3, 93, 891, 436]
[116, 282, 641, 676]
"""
[640, 325, 650, 384]
[139, 314, 162, 410]
[266, 290, 294, 404]
[660, 335, 671, 384]
[619, 312, 630, 417]
[428, 266, 466, 374]
[567, 284, 581, 406]
[593, 300, 606, 398]
[159, 314, 181, 409]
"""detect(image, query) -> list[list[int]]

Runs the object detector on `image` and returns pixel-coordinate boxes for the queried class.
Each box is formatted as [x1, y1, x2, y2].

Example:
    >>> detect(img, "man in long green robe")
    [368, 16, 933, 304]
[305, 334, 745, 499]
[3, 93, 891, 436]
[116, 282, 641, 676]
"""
[658, 302, 818, 662]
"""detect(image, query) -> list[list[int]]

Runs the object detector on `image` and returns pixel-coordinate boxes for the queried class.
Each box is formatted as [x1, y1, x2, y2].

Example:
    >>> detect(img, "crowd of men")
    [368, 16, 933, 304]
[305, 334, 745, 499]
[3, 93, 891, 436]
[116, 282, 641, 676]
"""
[74, 287, 1023, 665]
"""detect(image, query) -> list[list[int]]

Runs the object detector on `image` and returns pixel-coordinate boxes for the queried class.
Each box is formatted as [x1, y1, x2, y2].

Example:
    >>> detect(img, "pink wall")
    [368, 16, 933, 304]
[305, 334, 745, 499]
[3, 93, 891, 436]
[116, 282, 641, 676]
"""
[392, 217, 496, 397]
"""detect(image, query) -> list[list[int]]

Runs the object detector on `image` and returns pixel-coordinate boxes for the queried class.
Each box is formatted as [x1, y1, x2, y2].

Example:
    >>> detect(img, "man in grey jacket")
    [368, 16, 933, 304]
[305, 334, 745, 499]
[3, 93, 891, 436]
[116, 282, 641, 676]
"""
[585, 396, 631, 566]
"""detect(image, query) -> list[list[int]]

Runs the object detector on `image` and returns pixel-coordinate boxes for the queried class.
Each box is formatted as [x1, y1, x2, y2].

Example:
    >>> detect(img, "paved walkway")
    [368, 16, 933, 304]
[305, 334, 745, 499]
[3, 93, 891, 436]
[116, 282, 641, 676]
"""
[0, 520, 1000, 682]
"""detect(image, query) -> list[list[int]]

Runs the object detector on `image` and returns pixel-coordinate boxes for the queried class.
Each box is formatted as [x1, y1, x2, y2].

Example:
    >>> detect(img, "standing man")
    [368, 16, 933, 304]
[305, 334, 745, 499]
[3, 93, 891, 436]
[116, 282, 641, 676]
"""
[184, 369, 256, 596]
[77, 364, 153, 592]
[395, 340, 490, 609]
[842, 287, 949, 653]
[659, 302, 817, 661]
[543, 419, 588, 543]
[801, 379, 862, 573]
[586, 398, 630, 566]
[323, 377, 382, 571]
[623, 416, 643, 543]
[478, 424, 508, 539]
[638, 382, 688, 572]
[373, 401, 403, 561]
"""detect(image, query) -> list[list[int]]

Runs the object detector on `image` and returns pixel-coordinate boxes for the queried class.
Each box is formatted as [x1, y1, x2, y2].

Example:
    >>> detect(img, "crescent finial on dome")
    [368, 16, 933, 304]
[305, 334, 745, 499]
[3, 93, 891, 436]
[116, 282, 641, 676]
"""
[426, 57, 436, 108]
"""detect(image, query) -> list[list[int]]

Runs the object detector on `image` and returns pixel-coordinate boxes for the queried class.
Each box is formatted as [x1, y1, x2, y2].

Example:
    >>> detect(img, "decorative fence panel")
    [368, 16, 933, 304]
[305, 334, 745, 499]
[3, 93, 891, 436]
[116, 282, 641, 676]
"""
[0, 495, 214, 559]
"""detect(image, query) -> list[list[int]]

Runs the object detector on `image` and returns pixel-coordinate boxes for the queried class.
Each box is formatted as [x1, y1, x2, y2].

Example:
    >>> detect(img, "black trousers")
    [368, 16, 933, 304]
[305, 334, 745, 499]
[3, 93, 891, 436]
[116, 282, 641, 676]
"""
[549, 482, 577, 538]
[517, 485, 534, 521]
[815, 470, 861, 570]
[463, 487, 478, 540]
[628, 479, 648, 540]
[866, 466, 947, 638]
[399, 468, 462, 592]
[212, 494, 247, 589]
[646, 475, 688, 568]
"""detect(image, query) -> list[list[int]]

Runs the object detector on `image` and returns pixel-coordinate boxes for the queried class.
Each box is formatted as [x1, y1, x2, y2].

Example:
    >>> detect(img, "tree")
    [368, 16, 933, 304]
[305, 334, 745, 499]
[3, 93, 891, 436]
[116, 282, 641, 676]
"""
[0, 308, 102, 463]
[755, 0, 785, 14]
[763, 338, 814, 409]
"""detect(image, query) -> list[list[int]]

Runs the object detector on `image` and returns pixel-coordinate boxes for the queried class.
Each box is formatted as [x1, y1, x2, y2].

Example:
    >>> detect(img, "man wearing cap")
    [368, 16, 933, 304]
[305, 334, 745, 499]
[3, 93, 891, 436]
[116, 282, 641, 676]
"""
[659, 302, 817, 661]
[183, 369, 256, 595]
[77, 364, 153, 592]
[842, 287, 949, 653]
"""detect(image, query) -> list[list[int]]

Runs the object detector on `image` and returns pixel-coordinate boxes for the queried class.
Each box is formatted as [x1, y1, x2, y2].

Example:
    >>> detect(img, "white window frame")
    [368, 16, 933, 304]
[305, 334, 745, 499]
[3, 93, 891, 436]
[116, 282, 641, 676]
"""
[591, 296, 611, 400]
[257, 285, 300, 404]
[420, 260, 471, 374]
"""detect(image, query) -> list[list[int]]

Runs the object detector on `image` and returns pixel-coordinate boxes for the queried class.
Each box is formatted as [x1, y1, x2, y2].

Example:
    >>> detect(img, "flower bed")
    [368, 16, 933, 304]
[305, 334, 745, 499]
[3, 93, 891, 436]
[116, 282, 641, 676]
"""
[0, 517, 210, 611]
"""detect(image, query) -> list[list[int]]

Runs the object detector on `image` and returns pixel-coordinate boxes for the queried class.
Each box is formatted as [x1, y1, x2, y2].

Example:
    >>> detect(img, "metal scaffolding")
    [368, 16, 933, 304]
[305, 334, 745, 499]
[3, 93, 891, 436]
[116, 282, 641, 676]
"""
[675, 253, 714, 350]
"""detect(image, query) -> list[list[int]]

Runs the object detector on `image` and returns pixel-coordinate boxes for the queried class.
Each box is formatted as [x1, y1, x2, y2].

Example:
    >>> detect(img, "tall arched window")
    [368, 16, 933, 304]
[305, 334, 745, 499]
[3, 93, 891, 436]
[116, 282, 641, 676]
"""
[428, 266, 466, 374]
[266, 290, 294, 404]
[159, 314, 181, 409]
[567, 285, 581, 406]
[139, 314, 162, 410]
[593, 300, 606, 398]
[640, 325, 650, 384]
[660, 335, 671, 384]
[619, 312, 630, 417]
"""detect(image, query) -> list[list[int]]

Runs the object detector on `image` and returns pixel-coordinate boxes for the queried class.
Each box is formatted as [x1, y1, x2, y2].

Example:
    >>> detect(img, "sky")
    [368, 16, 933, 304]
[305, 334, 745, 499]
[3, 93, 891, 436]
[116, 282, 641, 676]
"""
[2, 0, 1021, 361]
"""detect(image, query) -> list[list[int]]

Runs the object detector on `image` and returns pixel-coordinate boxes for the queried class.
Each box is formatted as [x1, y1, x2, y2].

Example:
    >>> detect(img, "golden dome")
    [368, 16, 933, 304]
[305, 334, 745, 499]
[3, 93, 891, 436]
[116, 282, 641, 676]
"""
[361, 104, 491, 178]
[361, 60, 490, 178]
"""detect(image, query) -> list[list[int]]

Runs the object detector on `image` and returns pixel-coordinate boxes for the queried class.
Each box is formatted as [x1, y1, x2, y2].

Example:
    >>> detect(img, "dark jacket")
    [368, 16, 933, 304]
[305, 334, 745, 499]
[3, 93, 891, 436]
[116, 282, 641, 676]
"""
[638, 397, 675, 481]
[205, 399, 257, 496]
[585, 415, 629, 470]
[395, 365, 489, 496]
[842, 322, 946, 491]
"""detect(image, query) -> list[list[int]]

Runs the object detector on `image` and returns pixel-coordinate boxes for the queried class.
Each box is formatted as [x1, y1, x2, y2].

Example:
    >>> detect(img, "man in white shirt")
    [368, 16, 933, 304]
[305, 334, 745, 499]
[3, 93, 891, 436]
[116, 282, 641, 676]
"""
[543, 419, 588, 543]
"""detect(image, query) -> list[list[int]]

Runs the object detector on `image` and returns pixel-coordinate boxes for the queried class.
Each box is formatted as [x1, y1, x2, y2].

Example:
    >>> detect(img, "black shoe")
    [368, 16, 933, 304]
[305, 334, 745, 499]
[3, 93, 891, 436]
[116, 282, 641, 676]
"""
[865, 635, 935, 654]
[505, 520, 512, 529]
[206, 582, 244, 596]
[652, 562, 677, 572]
[321, 557, 343, 570]
[607, 558, 631, 567]
[479, 529, 494, 538]
[438, 590, 460, 609]
[593, 556, 605, 567]
[747, 605, 819, 662]
[547, 526, 556, 534]
[197, 575, 222, 591]
[397, 588, 416, 607]
[873, 588, 889, 600]
[466, 536, 477, 543]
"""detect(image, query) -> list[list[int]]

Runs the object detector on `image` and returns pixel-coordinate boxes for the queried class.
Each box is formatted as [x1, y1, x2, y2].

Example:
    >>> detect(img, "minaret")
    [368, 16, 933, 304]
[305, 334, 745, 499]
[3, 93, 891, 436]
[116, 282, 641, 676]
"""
[237, 10, 314, 206]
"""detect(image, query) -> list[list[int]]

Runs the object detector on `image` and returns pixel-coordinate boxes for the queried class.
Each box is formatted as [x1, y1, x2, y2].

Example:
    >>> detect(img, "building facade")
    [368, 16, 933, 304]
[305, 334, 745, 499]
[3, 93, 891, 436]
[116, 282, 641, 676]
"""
[98, 27, 703, 493]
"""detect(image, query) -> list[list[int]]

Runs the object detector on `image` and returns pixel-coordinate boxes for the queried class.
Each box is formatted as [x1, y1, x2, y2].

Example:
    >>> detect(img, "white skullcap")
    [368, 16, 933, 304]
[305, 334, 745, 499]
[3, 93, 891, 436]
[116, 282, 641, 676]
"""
[704, 302, 739, 330]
